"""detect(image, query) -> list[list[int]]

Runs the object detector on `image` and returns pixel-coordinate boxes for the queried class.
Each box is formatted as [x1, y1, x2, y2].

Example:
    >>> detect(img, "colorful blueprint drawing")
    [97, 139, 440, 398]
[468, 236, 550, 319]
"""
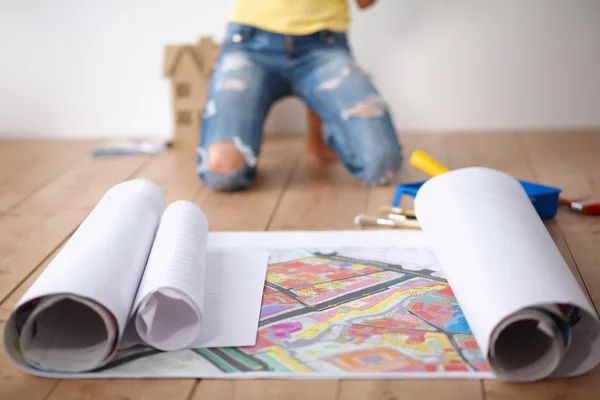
[90, 246, 493, 378]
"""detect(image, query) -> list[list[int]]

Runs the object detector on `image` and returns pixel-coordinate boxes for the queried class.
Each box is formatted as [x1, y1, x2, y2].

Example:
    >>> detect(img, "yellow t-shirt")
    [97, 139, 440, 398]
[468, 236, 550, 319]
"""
[228, 0, 350, 35]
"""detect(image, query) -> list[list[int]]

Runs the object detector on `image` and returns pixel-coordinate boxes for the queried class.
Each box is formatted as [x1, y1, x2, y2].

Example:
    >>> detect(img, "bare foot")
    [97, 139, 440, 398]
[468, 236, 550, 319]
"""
[306, 142, 338, 164]
[305, 105, 338, 164]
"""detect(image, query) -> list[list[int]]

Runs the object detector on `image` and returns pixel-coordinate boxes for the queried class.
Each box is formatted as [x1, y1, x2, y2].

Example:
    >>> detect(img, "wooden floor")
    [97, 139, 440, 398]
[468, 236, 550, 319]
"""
[1, 131, 600, 400]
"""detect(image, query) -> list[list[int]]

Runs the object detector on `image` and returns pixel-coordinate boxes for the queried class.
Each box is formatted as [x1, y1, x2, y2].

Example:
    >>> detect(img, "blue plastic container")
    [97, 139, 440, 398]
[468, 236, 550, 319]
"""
[393, 179, 562, 220]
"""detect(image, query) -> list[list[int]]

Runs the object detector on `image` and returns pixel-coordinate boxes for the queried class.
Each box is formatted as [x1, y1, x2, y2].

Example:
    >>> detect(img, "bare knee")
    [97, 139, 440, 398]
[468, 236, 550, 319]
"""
[207, 141, 246, 174]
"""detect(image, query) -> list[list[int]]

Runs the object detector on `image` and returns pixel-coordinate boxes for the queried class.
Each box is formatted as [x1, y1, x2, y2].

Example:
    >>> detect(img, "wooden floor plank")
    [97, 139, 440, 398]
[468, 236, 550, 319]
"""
[47, 380, 198, 400]
[339, 380, 483, 400]
[12, 156, 148, 212]
[517, 131, 600, 233]
[230, 380, 338, 400]
[190, 380, 235, 400]
[442, 132, 537, 181]
[133, 146, 203, 205]
[0, 140, 94, 214]
[268, 153, 367, 231]
[485, 373, 600, 400]
[193, 380, 339, 400]
[0, 155, 149, 302]
[0, 338, 58, 400]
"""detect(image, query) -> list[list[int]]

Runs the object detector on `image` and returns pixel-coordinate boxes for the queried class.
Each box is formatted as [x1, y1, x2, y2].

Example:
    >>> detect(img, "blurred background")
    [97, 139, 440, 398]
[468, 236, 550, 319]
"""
[1, 0, 599, 140]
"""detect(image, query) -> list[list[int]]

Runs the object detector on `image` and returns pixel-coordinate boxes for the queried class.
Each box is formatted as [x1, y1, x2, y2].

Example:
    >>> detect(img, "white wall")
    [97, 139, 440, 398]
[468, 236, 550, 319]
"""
[1, 0, 600, 139]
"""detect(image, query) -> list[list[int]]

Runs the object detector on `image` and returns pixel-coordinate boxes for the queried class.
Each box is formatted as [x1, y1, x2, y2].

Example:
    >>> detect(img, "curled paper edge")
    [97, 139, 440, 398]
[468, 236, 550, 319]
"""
[134, 287, 203, 352]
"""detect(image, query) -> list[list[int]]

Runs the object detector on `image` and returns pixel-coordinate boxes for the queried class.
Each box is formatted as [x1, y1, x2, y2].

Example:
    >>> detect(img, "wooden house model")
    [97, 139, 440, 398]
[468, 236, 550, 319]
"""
[163, 36, 220, 148]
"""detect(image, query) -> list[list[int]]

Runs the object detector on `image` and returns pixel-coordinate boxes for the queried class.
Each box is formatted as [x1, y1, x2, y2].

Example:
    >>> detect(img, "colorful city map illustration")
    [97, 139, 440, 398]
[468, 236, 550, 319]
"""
[99, 247, 492, 377]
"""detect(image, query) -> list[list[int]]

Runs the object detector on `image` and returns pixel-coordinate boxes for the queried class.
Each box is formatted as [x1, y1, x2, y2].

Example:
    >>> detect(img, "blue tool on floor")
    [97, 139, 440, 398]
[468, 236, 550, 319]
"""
[397, 149, 562, 220]
[392, 179, 562, 220]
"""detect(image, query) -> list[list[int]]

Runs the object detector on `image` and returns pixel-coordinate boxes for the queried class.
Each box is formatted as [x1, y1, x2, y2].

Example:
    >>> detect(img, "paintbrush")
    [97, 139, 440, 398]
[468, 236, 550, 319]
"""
[354, 214, 421, 229]
[378, 205, 416, 218]
[559, 197, 600, 215]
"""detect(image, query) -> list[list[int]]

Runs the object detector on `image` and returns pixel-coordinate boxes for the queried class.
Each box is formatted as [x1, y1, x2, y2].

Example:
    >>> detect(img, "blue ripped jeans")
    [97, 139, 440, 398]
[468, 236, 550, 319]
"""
[197, 23, 403, 191]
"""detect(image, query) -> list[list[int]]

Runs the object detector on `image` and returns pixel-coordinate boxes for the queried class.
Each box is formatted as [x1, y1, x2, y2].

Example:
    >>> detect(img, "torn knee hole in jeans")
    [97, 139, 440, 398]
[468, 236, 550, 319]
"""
[342, 94, 386, 119]
[197, 137, 257, 175]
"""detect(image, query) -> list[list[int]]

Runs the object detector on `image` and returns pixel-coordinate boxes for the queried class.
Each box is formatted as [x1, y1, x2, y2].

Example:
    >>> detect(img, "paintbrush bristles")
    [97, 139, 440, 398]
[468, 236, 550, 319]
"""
[354, 214, 421, 229]
[378, 205, 416, 217]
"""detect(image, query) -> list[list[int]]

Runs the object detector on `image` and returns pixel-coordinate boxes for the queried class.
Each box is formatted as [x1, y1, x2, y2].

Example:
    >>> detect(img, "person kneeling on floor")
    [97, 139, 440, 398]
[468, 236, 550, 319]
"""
[197, 0, 404, 191]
